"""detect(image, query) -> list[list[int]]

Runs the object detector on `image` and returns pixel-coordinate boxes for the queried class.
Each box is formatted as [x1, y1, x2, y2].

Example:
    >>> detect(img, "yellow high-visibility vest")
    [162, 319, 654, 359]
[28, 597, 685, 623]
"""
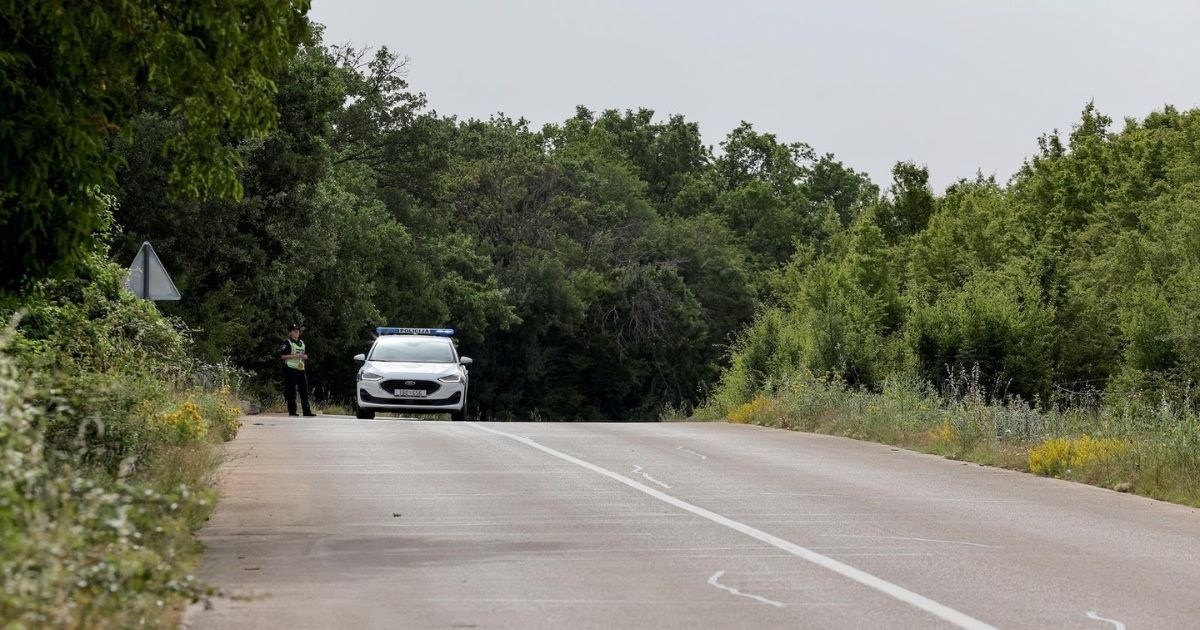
[286, 340, 305, 370]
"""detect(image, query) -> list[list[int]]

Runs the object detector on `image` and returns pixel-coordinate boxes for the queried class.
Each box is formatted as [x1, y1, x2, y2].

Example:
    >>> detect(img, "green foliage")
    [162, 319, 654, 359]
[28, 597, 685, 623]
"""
[0, 333, 229, 627]
[876, 162, 935, 242]
[1, 236, 246, 625]
[712, 103, 1200, 418]
[903, 178, 1021, 303]
[907, 263, 1056, 401]
[439, 114, 716, 419]
[543, 107, 711, 209]
[0, 0, 311, 291]
[715, 208, 905, 409]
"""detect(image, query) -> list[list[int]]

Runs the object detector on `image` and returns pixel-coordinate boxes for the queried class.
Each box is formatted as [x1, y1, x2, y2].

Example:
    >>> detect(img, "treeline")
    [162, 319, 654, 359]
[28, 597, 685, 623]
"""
[108, 27, 878, 420]
[712, 104, 1200, 413]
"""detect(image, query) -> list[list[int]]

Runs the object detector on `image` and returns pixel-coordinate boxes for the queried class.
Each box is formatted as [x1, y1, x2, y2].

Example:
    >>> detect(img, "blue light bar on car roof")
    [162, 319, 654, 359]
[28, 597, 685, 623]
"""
[376, 327, 456, 337]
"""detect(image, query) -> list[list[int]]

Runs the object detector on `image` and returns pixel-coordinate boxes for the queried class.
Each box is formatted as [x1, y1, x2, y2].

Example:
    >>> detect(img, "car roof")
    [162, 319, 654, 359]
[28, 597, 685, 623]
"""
[373, 335, 454, 347]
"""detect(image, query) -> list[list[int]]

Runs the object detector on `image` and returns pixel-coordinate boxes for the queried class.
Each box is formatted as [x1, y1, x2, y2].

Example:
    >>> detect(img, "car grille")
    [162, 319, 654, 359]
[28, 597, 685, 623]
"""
[378, 379, 440, 395]
[360, 390, 461, 406]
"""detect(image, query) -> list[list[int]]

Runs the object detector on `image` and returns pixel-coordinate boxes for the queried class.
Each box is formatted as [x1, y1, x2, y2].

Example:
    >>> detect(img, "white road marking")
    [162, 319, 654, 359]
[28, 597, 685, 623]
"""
[825, 535, 996, 549]
[469, 423, 998, 630]
[677, 446, 708, 459]
[708, 571, 785, 608]
[1086, 611, 1126, 629]
[632, 464, 671, 488]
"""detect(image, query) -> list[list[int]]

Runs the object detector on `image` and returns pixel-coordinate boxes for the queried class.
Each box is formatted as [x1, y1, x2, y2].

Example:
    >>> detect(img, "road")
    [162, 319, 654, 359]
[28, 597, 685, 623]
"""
[184, 416, 1200, 629]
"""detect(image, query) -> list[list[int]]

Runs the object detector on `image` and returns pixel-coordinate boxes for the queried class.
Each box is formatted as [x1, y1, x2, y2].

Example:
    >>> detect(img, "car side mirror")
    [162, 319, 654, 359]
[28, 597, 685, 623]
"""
[353, 353, 366, 362]
[460, 356, 473, 365]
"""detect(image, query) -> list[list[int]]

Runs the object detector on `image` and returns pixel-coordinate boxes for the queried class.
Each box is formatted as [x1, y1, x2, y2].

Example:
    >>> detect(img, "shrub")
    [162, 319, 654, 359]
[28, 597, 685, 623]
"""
[930, 420, 958, 445]
[728, 396, 773, 425]
[907, 264, 1057, 402]
[158, 399, 208, 444]
[1028, 435, 1130, 477]
[0, 325, 221, 626]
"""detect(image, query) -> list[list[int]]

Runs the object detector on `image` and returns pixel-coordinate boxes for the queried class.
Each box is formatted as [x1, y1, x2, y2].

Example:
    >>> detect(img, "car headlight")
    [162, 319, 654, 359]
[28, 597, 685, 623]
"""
[359, 371, 383, 381]
[438, 373, 463, 383]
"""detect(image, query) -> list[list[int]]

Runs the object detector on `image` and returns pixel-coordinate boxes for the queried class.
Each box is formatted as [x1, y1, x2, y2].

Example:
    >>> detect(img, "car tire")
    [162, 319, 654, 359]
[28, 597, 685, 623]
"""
[356, 408, 375, 420]
[450, 409, 465, 422]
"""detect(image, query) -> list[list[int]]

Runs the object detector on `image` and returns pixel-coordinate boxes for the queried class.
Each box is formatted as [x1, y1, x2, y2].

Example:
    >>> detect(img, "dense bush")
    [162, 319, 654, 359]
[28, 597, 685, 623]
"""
[1, 240, 243, 626]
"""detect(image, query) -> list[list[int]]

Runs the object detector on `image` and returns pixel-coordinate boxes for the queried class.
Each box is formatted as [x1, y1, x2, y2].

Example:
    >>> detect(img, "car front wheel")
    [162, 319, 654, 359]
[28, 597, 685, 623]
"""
[356, 407, 375, 420]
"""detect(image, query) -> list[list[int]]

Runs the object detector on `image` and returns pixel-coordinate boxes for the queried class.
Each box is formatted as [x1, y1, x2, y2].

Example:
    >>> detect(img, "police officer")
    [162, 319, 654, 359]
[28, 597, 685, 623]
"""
[280, 324, 316, 417]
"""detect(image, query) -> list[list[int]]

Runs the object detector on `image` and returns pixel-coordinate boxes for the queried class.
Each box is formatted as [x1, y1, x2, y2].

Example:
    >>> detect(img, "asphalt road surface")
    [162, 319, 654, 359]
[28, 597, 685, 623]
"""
[184, 416, 1200, 629]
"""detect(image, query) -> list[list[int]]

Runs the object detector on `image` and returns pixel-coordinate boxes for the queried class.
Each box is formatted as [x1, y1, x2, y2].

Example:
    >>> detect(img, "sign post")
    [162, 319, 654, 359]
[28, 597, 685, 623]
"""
[124, 242, 181, 301]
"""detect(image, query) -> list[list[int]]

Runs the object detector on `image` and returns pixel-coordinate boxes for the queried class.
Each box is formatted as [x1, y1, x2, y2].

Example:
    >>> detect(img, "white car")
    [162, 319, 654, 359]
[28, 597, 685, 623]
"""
[353, 328, 472, 421]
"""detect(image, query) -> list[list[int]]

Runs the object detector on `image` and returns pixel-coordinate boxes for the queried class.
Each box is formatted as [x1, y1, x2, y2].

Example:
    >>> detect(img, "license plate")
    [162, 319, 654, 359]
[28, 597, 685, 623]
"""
[395, 388, 426, 398]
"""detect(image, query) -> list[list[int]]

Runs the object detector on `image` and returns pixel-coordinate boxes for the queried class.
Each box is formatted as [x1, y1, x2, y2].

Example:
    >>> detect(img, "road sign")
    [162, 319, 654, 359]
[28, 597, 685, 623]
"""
[124, 241, 181, 300]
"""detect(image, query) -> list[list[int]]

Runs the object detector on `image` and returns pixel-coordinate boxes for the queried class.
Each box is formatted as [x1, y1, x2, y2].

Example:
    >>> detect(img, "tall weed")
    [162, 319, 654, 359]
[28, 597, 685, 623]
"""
[697, 366, 1200, 506]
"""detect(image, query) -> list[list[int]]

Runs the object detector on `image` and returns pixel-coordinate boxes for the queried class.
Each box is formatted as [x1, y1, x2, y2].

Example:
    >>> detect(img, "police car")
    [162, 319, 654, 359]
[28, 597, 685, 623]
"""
[353, 327, 472, 421]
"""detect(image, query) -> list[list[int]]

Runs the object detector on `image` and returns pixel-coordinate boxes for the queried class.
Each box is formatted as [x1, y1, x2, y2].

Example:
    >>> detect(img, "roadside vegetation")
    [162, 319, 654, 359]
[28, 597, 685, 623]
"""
[696, 371, 1200, 506]
[0, 226, 248, 625]
[698, 105, 1200, 506]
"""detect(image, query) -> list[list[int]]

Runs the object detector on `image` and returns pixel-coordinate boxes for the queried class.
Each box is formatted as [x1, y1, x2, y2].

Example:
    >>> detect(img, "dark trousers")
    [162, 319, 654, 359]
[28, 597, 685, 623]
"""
[284, 368, 312, 415]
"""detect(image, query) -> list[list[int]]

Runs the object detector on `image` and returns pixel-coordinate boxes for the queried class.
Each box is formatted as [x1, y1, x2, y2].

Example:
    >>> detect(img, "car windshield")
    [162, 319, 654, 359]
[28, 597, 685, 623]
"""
[369, 338, 456, 363]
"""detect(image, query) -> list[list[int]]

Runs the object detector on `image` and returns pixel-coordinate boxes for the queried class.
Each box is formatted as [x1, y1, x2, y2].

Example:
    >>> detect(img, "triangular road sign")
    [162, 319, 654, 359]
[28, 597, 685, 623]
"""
[124, 242, 181, 300]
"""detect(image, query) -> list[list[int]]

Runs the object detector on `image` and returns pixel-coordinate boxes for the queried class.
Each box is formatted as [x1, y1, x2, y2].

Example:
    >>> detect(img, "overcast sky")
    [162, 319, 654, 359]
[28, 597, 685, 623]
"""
[311, 0, 1200, 191]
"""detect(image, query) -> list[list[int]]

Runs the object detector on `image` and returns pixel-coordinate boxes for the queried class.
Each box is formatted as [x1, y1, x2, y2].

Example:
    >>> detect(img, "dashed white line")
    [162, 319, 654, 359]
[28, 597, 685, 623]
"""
[632, 464, 671, 489]
[677, 446, 708, 459]
[1086, 611, 1126, 629]
[708, 571, 785, 608]
[469, 423, 998, 630]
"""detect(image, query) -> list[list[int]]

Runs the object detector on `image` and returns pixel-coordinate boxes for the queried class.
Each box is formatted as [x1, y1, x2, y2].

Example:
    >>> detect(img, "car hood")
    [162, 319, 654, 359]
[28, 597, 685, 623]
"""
[364, 361, 460, 378]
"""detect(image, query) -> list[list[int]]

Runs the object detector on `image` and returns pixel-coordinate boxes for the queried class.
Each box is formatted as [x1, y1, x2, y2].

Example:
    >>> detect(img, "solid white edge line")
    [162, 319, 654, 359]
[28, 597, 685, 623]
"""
[468, 422, 998, 630]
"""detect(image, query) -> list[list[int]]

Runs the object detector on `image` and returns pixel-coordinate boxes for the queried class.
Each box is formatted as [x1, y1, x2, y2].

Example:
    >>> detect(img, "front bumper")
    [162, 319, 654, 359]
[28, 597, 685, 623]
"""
[356, 379, 466, 411]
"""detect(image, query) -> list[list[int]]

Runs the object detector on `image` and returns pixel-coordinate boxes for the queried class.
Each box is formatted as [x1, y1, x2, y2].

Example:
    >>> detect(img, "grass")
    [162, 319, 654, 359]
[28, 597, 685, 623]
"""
[692, 370, 1200, 507]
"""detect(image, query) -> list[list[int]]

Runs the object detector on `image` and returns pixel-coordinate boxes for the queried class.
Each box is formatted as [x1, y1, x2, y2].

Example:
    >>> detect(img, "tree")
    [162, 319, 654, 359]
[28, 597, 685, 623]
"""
[716, 122, 813, 193]
[543, 107, 712, 210]
[0, 0, 310, 290]
[877, 161, 935, 242]
[803, 154, 879, 227]
[711, 123, 874, 272]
